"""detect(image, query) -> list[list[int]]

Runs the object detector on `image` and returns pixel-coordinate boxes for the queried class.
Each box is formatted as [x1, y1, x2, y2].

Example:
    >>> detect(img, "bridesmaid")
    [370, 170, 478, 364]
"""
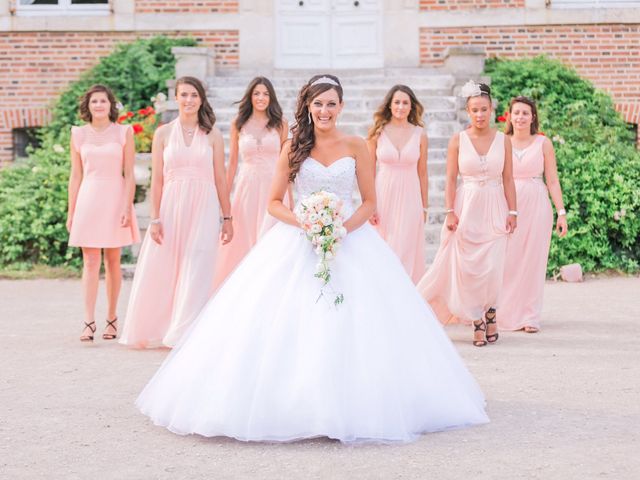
[120, 76, 232, 348]
[499, 96, 568, 333]
[212, 77, 288, 290]
[367, 85, 428, 283]
[417, 81, 517, 347]
[67, 84, 139, 342]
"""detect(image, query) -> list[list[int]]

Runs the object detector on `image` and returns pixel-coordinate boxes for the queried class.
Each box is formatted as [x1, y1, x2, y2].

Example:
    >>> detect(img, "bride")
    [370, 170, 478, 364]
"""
[136, 74, 489, 443]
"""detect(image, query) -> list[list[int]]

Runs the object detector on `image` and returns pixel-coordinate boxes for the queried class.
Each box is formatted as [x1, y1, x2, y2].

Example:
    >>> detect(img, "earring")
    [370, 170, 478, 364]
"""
[307, 111, 312, 124]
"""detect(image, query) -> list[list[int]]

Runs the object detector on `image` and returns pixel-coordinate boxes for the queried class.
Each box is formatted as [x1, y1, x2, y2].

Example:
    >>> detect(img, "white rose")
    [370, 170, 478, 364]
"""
[324, 251, 333, 260]
[334, 218, 343, 228]
[309, 213, 319, 223]
[321, 214, 333, 226]
[311, 224, 322, 234]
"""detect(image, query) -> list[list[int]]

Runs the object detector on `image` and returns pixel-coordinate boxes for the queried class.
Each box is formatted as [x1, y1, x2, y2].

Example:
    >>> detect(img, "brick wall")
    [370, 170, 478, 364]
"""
[420, 24, 640, 124]
[0, 30, 239, 163]
[135, 0, 239, 13]
[419, 0, 524, 10]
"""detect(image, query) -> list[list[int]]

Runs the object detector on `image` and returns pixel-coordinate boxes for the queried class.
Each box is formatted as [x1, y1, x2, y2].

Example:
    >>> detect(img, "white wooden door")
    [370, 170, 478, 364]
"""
[332, 0, 383, 68]
[275, 0, 382, 69]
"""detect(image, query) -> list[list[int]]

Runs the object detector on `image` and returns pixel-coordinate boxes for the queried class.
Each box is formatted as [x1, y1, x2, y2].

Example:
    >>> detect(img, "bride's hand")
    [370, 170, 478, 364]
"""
[369, 211, 379, 226]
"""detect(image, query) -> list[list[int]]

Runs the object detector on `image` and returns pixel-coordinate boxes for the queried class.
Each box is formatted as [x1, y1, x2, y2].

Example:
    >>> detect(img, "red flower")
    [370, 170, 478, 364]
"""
[126, 111, 134, 118]
[117, 114, 128, 123]
[497, 115, 507, 123]
[137, 106, 155, 116]
[132, 123, 144, 134]
[538, 132, 546, 136]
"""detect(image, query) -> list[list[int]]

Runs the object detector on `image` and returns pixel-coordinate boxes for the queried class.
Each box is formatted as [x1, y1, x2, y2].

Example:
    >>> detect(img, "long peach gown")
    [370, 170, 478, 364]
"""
[68, 123, 140, 248]
[498, 135, 553, 331]
[120, 119, 220, 348]
[375, 125, 425, 283]
[211, 127, 281, 290]
[417, 130, 509, 324]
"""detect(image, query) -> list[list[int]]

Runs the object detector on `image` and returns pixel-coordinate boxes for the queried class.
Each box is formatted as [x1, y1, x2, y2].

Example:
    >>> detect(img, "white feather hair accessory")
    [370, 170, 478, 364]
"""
[459, 80, 483, 98]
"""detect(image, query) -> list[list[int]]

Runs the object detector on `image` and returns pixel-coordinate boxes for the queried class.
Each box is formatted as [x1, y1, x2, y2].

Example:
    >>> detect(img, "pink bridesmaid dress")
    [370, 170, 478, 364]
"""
[68, 123, 140, 248]
[375, 125, 425, 283]
[120, 119, 220, 348]
[498, 135, 553, 331]
[212, 127, 281, 290]
[417, 130, 509, 324]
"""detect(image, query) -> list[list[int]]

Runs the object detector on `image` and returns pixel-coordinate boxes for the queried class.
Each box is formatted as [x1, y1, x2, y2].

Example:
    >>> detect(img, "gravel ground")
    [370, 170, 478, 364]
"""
[1, 276, 639, 480]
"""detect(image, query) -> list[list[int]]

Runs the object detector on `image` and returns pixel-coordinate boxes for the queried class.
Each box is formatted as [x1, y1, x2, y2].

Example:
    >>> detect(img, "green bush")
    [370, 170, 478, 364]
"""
[0, 36, 195, 270]
[485, 55, 640, 275]
[0, 151, 76, 268]
[46, 36, 196, 139]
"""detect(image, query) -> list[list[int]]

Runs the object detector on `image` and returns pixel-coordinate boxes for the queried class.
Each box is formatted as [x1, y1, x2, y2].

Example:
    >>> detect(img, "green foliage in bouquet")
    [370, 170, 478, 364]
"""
[0, 36, 195, 270]
[486, 55, 640, 275]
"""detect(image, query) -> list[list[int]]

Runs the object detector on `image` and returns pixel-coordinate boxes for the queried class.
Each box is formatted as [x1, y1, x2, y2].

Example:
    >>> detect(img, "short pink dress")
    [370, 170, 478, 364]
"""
[375, 125, 425, 283]
[417, 130, 509, 324]
[68, 123, 140, 248]
[120, 120, 220, 348]
[212, 127, 281, 290]
[498, 135, 553, 331]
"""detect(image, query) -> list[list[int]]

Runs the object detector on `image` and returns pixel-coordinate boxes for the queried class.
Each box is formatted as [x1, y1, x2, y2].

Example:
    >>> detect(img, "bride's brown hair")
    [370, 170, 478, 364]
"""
[367, 85, 424, 139]
[288, 74, 343, 182]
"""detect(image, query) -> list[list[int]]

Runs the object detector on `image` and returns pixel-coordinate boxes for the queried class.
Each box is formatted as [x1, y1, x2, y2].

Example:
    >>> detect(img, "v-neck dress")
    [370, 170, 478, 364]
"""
[375, 125, 425, 283]
[417, 130, 509, 324]
[498, 135, 553, 331]
[120, 119, 220, 348]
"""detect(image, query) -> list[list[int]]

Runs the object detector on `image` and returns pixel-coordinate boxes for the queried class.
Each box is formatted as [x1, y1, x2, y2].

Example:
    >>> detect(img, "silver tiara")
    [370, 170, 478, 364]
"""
[459, 80, 488, 98]
[310, 76, 340, 87]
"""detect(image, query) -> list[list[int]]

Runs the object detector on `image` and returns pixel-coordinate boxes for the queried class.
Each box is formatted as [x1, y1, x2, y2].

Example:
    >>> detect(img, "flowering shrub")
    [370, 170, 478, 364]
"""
[0, 36, 196, 270]
[117, 106, 157, 153]
[486, 55, 640, 275]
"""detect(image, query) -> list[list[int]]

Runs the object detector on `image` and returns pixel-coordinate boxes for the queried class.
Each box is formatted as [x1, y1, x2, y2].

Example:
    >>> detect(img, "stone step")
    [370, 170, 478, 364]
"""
[207, 71, 455, 88]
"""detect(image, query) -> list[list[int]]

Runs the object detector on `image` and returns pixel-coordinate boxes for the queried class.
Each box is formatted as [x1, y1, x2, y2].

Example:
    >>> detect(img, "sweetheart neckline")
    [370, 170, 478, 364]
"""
[306, 156, 355, 169]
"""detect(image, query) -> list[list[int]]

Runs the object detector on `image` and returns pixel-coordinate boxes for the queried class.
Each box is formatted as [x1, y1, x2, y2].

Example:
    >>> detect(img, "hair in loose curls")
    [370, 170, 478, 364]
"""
[79, 84, 119, 123]
[175, 76, 216, 134]
[234, 77, 283, 132]
[505, 95, 539, 135]
[288, 74, 343, 182]
[367, 85, 424, 139]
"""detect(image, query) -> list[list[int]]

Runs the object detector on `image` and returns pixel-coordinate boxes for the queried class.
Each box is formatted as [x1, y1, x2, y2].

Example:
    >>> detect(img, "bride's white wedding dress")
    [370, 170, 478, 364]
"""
[137, 156, 489, 443]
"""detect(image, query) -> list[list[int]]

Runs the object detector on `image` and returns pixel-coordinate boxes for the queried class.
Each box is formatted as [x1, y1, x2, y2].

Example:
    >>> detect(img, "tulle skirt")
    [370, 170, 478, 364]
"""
[137, 222, 489, 443]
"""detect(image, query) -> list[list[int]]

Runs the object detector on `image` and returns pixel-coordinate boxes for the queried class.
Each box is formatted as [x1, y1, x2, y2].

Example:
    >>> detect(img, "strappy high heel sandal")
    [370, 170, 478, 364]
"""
[473, 320, 487, 347]
[485, 308, 499, 344]
[80, 321, 96, 342]
[102, 317, 118, 340]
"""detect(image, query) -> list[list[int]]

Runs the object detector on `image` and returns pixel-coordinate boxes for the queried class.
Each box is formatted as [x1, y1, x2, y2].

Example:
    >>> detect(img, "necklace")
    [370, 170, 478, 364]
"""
[182, 126, 196, 136]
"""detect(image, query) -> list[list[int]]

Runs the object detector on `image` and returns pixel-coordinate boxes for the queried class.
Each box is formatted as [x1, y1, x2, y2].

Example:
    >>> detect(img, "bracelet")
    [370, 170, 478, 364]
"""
[557, 209, 566, 216]
[149, 218, 161, 225]
[445, 208, 454, 214]
[508, 210, 518, 217]
[222, 216, 233, 221]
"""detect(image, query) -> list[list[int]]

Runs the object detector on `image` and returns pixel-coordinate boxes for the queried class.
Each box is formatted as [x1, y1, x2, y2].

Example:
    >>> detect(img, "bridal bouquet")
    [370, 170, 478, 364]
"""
[294, 190, 348, 306]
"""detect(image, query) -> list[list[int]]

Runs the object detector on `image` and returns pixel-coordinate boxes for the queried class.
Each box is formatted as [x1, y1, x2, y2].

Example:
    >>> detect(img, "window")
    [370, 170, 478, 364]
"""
[552, 0, 640, 7]
[12, 128, 41, 161]
[17, 0, 110, 16]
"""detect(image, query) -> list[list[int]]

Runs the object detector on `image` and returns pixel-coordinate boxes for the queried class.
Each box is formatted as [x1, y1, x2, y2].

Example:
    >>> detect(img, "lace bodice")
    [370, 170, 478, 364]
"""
[294, 157, 357, 216]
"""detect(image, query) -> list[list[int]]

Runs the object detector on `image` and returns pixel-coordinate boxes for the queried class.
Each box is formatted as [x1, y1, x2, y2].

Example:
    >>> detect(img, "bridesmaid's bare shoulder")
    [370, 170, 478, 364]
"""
[207, 126, 224, 147]
[153, 123, 171, 140]
[448, 132, 461, 149]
